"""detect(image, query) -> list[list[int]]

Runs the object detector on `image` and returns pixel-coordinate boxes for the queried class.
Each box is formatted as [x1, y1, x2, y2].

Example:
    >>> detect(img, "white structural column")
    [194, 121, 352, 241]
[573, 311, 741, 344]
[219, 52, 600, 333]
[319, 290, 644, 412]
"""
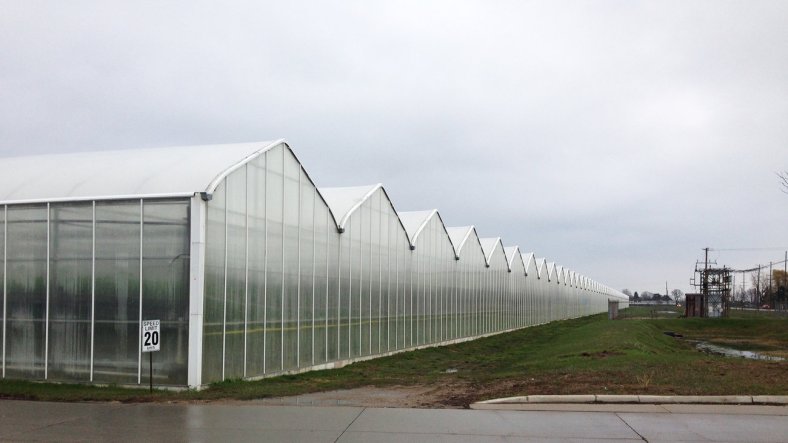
[263, 152, 269, 374]
[221, 186, 228, 380]
[137, 200, 143, 384]
[324, 209, 329, 363]
[187, 195, 207, 388]
[311, 187, 316, 366]
[296, 170, 301, 368]
[2, 205, 5, 378]
[44, 203, 50, 379]
[90, 201, 96, 381]
[243, 165, 250, 378]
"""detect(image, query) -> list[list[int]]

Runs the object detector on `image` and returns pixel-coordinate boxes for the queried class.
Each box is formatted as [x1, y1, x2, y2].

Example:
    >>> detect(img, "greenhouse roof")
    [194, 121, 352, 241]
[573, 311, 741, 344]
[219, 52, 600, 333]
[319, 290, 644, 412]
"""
[319, 184, 381, 232]
[0, 140, 283, 204]
[398, 210, 436, 242]
[479, 237, 504, 265]
[504, 246, 521, 269]
[536, 258, 548, 279]
[521, 252, 536, 276]
[446, 226, 475, 257]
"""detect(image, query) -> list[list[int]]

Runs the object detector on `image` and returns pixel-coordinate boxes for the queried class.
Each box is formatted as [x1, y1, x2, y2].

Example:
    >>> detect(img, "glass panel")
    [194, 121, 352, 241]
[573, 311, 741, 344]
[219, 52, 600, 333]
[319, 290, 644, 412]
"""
[246, 154, 266, 377]
[94, 201, 140, 384]
[142, 199, 190, 386]
[339, 218, 351, 359]
[399, 229, 407, 350]
[326, 212, 340, 362]
[5, 205, 47, 379]
[360, 199, 371, 356]
[202, 183, 225, 383]
[265, 146, 283, 373]
[298, 174, 314, 367]
[407, 234, 414, 348]
[48, 203, 92, 381]
[349, 212, 362, 358]
[368, 191, 382, 354]
[430, 227, 436, 342]
[0, 207, 4, 371]
[378, 196, 388, 354]
[282, 152, 300, 370]
[225, 167, 246, 379]
[312, 200, 327, 365]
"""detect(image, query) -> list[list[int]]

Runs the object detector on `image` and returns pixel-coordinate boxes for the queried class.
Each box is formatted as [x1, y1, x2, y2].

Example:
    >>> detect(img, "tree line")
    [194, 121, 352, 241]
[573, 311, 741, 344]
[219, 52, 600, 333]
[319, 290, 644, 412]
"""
[621, 288, 683, 303]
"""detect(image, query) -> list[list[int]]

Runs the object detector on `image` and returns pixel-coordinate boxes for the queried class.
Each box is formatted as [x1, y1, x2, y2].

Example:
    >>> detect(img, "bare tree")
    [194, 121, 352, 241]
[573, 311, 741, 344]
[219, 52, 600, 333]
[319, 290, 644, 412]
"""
[779, 171, 788, 194]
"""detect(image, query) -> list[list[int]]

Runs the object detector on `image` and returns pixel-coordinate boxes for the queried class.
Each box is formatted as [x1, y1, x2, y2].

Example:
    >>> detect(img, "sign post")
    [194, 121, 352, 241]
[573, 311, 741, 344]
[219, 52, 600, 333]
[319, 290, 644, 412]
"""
[142, 320, 160, 393]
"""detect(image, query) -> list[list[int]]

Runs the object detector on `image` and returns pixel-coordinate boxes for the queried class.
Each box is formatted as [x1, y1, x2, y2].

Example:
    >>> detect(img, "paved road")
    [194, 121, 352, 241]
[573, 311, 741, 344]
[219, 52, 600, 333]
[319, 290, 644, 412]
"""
[1, 400, 787, 442]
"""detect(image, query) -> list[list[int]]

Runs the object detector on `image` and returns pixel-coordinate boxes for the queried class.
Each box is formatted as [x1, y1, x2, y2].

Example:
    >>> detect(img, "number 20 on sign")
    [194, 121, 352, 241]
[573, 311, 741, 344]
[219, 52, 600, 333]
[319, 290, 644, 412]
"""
[142, 320, 160, 352]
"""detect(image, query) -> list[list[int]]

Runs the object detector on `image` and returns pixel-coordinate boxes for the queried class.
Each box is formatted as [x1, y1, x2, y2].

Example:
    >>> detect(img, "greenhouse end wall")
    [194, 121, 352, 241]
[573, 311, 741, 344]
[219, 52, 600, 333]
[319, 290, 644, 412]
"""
[0, 199, 191, 386]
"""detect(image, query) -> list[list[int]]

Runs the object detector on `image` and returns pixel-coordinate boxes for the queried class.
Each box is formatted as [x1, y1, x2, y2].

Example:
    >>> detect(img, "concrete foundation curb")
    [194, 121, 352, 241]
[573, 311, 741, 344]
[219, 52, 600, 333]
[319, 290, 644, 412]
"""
[475, 395, 788, 406]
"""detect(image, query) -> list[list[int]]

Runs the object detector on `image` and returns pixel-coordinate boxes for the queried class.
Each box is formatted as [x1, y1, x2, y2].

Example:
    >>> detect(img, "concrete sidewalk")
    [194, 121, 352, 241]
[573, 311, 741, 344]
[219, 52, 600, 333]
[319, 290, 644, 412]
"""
[1, 399, 786, 442]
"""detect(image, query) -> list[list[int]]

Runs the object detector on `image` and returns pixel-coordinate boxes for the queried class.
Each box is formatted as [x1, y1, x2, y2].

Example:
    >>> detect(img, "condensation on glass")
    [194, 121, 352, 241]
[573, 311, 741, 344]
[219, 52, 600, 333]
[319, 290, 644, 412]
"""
[0, 199, 190, 385]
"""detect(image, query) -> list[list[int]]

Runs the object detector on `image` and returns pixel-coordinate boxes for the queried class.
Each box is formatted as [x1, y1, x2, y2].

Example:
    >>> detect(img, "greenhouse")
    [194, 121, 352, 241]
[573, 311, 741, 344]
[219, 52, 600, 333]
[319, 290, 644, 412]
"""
[0, 140, 628, 388]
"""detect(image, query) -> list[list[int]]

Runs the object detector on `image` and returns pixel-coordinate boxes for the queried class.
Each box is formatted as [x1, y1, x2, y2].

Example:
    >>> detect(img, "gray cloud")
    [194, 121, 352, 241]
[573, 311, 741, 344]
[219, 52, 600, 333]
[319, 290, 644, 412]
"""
[1, 0, 787, 293]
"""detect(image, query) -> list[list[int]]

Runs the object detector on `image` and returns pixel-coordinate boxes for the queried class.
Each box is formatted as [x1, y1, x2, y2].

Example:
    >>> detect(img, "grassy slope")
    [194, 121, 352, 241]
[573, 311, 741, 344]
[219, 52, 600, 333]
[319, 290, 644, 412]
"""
[1, 308, 786, 404]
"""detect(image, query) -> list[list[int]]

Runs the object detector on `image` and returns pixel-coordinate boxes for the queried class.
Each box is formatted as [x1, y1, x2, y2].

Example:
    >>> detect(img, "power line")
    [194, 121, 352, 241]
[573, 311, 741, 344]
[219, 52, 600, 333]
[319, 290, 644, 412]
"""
[710, 247, 788, 252]
[731, 259, 788, 273]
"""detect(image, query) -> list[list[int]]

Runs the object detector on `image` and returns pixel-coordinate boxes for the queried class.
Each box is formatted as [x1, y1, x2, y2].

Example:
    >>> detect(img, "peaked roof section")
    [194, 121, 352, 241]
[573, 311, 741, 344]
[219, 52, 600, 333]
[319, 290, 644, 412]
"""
[536, 258, 548, 280]
[504, 246, 520, 269]
[446, 225, 484, 259]
[319, 184, 380, 232]
[398, 210, 434, 240]
[521, 252, 536, 276]
[319, 183, 409, 235]
[0, 140, 284, 204]
[398, 209, 452, 250]
[479, 237, 506, 268]
[548, 263, 558, 282]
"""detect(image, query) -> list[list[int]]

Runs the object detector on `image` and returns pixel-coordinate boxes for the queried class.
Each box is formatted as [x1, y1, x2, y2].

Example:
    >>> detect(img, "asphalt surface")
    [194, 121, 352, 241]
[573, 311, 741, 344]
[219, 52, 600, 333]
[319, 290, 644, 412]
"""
[1, 400, 787, 442]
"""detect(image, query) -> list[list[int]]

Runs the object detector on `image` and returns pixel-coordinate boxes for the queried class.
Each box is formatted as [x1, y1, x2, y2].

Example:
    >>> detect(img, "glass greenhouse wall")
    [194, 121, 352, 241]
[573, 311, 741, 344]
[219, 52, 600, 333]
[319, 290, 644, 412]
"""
[0, 140, 628, 387]
[0, 199, 190, 385]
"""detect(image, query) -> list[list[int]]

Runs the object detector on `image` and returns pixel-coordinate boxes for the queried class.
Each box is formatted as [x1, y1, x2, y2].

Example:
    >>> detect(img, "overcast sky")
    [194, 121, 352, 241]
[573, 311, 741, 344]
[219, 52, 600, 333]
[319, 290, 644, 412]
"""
[1, 1, 787, 294]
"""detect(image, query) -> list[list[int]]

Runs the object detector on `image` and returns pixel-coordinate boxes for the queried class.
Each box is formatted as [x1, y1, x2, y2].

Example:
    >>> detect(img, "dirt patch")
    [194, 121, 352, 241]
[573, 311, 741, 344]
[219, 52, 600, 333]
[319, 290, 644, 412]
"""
[580, 350, 623, 359]
[247, 385, 447, 408]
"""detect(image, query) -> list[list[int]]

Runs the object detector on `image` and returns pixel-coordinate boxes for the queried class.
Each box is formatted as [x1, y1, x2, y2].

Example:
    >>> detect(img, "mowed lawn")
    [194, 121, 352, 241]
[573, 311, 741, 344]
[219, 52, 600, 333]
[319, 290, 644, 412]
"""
[1, 306, 786, 406]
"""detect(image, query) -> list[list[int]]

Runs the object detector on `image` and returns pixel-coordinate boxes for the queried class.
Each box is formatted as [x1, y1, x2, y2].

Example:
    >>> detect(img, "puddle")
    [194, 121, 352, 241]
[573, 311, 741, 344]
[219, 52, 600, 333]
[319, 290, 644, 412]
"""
[693, 341, 785, 362]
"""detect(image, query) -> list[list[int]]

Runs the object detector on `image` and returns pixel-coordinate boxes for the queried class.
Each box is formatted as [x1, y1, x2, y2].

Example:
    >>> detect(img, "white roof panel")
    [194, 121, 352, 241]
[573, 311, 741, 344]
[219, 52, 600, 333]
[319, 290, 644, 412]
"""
[318, 184, 381, 230]
[446, 226, 474, 256]
[398, 210, 436, 242]
[536, 258, 548, 279]
[0, 140, 281, 204]
[504, 246, 519, 267]
[479, 237, 502, 263]
[521, 252, 536, 276]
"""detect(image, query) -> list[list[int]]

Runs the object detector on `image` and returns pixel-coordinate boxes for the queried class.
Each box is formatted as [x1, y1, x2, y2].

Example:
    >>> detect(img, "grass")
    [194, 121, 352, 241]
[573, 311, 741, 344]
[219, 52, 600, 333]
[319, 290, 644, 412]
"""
[1, 307, 786, 406]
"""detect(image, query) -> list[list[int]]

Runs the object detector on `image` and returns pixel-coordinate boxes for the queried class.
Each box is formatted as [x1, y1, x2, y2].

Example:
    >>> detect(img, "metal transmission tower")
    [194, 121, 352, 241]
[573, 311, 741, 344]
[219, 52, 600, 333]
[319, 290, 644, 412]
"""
[689, 248, 731, 317]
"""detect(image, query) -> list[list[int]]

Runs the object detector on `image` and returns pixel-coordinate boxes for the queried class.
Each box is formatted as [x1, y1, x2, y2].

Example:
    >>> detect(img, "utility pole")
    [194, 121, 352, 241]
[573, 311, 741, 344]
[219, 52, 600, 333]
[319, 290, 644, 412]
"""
[769, 261, 773, 308]
[703, 247, 709, 316]
[666, 281, 669, 303]
[756, 265, 761, 309]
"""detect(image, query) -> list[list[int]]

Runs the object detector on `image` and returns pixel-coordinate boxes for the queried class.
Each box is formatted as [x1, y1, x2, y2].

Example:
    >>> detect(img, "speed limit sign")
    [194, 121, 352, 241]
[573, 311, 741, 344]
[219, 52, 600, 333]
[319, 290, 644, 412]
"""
[142, 320, 160, 352]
